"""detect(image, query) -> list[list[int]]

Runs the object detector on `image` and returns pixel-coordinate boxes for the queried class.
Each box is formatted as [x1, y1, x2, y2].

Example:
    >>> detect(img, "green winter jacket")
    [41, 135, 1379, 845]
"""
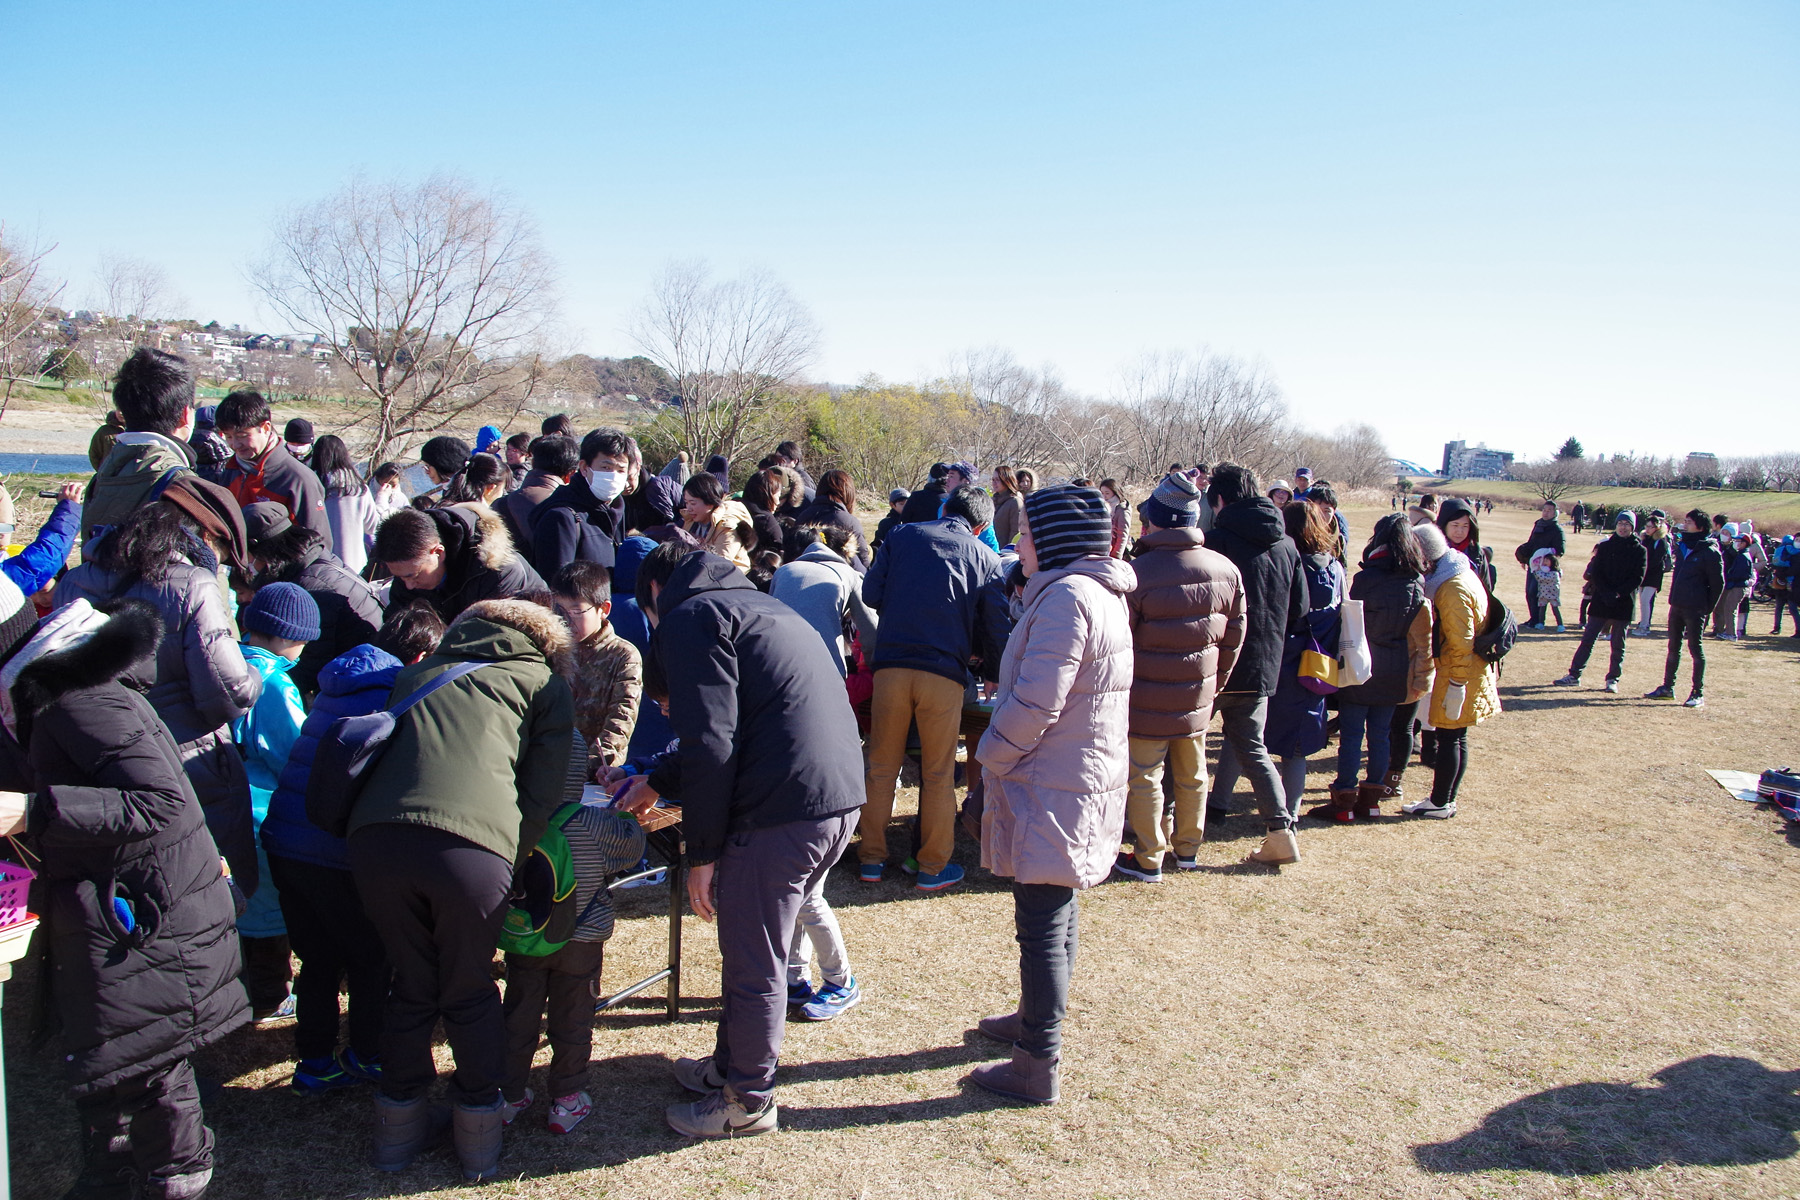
[348, 598, 576, 867]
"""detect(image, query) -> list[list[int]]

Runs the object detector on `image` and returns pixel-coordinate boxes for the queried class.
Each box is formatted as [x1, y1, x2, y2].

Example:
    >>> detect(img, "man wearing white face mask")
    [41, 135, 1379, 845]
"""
[530, 428, 632, 578]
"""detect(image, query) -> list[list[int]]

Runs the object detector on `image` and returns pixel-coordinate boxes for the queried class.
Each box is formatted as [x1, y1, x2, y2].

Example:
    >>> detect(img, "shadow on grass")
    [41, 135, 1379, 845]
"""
[1413, 1055, 1800, 1176]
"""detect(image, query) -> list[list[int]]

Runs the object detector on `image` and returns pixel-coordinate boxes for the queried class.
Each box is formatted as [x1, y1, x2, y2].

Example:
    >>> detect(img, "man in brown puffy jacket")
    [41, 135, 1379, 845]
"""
[1116, 473, 1245, 882]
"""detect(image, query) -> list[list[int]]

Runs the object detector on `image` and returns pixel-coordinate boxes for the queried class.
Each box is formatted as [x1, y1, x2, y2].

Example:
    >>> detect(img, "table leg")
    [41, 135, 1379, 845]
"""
[666, 836, 685, 1022]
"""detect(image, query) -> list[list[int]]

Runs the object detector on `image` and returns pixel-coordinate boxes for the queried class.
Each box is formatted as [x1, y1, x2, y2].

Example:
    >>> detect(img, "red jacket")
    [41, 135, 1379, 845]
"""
[221, 443, 330, 544]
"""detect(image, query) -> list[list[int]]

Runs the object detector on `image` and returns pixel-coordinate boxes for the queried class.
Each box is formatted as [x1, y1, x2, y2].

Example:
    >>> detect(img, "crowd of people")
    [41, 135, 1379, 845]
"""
[20, 342, 1726, 1195]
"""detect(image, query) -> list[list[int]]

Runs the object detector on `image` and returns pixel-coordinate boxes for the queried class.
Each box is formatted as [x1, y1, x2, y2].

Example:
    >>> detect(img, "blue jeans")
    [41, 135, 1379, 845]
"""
[1332, 701, 1395, 790]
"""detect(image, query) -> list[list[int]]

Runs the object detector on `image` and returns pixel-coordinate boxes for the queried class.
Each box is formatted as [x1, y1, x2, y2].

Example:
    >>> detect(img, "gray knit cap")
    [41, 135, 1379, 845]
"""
[1023, 485, 1112, 570]
[1143, 471, 1201, 528]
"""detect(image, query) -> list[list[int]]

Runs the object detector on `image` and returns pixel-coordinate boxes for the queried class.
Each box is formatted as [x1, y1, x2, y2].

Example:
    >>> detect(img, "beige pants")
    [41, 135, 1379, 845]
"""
[861, 668, 965, 875]
[1126, 733, 1209, 866]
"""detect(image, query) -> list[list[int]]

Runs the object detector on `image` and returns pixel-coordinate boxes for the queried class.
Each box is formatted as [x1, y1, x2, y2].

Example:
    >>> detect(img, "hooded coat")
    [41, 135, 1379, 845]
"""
[1584, 533, 1649, 622]
[80, 432, 195, 556]
[347, 599, 575, 869]
[387, 505, 546, 621]
[644, 552, 866, 866]
[1204, 496, 1307, 697]
[1, 601, 249, 1093]
[770, 540, 880, 678]
[1427, 560, 1501, 730]
[56, 552, 263, 893]
[1124, 526, 1245, 738]
[978, 556, 1136, 889]
[265, 542, 384, 697]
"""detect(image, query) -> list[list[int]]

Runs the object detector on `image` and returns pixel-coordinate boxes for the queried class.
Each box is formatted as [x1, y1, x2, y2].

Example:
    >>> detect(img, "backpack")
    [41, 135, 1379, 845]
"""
[304, 661, 491, 838]
[83, 462, 189, 550]
[1471, 573, 1518, 665]
[498, 803, 584, 957]
[1759, 768, 1800, 822]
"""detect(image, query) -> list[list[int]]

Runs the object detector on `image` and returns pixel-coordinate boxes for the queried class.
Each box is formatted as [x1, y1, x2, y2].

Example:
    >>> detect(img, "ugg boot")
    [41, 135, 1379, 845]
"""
[453, 1099, 505, 1183]
[1356, 782, 1387, 820]
[978, 1011, 1024, 1044]
[1306, 786, 1357, 823]
[371, 1094, 441, 1172]
[1247, 826, 1300, 866]
[1382, 769, 1405, 804]
[969, 1048, 1060, 1104]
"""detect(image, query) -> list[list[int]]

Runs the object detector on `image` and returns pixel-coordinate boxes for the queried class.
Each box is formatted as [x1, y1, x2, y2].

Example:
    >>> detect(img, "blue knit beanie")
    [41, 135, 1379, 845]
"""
[243, 582, 321, 643]
[1142, 471, 1200, 529]
[1023, 485, 1112, 570]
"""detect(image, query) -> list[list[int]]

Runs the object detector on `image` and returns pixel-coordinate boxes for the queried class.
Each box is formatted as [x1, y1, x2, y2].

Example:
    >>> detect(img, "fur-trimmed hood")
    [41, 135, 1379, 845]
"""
[430, 504, 515, 573]
[6, 599, 163, 722]
[447, 597, 574, 677]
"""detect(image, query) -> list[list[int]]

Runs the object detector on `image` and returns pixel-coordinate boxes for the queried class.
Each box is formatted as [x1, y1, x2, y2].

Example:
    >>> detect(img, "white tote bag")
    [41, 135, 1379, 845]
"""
[1337, 597, 1373, 687]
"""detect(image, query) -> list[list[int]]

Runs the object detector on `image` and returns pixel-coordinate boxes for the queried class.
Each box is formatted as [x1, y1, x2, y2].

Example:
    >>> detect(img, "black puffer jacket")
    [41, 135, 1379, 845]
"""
[645, 552, 865, 866]
[265, 543, 384, 696]
[2, 602, 248, 1093]
[791, 498, 871, 569]
[389, 505, 545, 620]
[1335, 554, 1426, 707]
[1667, 530, 1726, 612]
[1206, 497, 1307, 697]
[1514, 516, 1566, 567]
[1585, 533, 1649, 621]
[1641, 535, 1674, 590]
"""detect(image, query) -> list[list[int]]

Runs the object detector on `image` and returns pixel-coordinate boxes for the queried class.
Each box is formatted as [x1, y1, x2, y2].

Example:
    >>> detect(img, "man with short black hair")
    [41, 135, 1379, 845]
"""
[496, 435, 578, 553]
[377, 506, 545, 620]
[1644, 509, 1723, 708]
[530, 427, 631, 576]
[216, 391, 331, 543]
[1514, 501, 1566, 628]
[774, 440, 816, 503]
[503, 432, 532, 490]
[859, 484, 1006, 890]
[1554, 512, 1648, 692]
[541, 413, 573, 438]
[82, 347, 199, 552]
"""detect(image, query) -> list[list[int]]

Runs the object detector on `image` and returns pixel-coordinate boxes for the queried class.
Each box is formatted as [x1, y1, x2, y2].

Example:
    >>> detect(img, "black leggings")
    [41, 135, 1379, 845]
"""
[1430, 727, 1470, 805]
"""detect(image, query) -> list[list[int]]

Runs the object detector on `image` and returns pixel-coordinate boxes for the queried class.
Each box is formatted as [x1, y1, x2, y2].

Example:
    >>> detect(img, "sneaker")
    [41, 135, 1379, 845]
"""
[1603, 679, 1619, 694]
[899, 857, 920, 875]
[1402, 798, 1457, 819]
[1555, 624, 1566, 633]
[672, 1055, 726, 1094]
[666, 1088, 779, 1138]
[915, 863, 965, 892]
[1643, 684, 1675, 700]
[337, 1047, 383, 1084]
[500, 1087, 534, 1126]
[1552, 674, 1580, 687]
[1684, 694, 1705, 708]
[616, 865, 668, 890]
[799, 976, 862, 1022]
[290, 1055, 360, 1096]
[1174, 854, 1200, 871]
[786, 978, 818, 1007]
[857, 862, 883, 883]
[254, 993, 297, 1026]
[1111, 852, 1162, 883]
[548, 1091, 593, 1135]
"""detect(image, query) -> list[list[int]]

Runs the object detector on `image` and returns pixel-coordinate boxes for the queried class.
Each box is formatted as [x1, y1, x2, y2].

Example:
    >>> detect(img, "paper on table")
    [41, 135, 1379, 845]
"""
[1705, 769, 1764, 803]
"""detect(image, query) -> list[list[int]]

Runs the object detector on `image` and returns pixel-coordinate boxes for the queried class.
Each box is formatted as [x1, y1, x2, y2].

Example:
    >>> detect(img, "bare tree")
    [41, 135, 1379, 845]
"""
[1115, 349, 1290, 483]
[632, 261, 819, 465]
[939, 347, 1066, 469]
[1763, 451, 1800, 494]
[95, 253, 181, 321]
[1511, 456, 1597, 504]
[252, 174, 556, 468]
[0, 225, 63, 425]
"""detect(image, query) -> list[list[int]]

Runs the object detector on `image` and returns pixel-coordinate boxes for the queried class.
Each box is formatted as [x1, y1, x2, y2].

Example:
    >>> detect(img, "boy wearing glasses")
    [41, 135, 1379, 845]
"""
[550, 561, 643, 767]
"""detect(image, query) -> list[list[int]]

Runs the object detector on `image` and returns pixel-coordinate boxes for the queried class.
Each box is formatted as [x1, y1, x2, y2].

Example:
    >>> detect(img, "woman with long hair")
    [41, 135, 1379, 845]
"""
[680, 473, 755, 570]
[439, 452, 510, 511]
[739, 468, 791, 557]
[1098, 479, 1130, 557]
[990, 466, 1022, 548]
[310, 434, 380, 574]
[795, 469, 871, 569]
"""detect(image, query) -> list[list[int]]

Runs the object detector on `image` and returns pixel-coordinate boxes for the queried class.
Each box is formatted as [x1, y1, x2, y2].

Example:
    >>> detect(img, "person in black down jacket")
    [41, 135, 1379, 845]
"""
[898, 462, 950, 524]
[617, 545, 864, 1139]
[1514, 501, 1567, 628]
[242, 502, 384, 698]
[376, 505, 545, 621]
[530, 428, 631, 575]
[1555, 511, 1648, 692]
[1204, 462, 1307, 866]
[790, 469, 871, 570]
[1644, 509, 1725, 707]
[0, 591, 248, 1200]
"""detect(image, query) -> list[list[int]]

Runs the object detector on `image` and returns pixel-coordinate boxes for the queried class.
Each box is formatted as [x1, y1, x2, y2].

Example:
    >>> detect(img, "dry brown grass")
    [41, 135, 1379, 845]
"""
[7, 505, 1800, 1198]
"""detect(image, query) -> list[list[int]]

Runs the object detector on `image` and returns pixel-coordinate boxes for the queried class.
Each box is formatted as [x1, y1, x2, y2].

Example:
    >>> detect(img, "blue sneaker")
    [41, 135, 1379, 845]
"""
[799, 976, 861, 1022]
[338, 1047, 382, 1084]
[291, 1055, 359, 1095]
[915, 863, 964, 892]
[787, 979, 817, 1007]
[858, 862, 883, 883]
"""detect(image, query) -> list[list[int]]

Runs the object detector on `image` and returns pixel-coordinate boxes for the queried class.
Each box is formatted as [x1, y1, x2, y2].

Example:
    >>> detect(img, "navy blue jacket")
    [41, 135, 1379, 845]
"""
[1724, 546, 1754, 589]
[530, 474, 622, 575]
[861, 516, 1005, 686]
[263, 643, 404, 870]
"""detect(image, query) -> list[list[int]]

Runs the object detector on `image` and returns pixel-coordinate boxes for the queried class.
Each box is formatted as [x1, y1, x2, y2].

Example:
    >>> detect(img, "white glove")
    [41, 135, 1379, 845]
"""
[0, 790, 29, 836]
[1444, 682, 1468, 722]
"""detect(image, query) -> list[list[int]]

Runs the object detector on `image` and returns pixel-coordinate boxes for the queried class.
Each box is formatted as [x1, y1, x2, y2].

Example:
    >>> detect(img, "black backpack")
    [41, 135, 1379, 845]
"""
[1472, 573, 1518, 665]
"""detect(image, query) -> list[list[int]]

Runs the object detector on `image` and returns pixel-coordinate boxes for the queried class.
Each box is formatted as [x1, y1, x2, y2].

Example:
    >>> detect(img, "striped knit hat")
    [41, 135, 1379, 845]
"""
[1023, 485, 1112, 570]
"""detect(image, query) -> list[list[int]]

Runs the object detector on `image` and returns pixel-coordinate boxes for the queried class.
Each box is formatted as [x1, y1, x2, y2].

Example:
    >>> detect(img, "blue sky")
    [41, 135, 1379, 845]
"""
[2, 1, 1794, 463]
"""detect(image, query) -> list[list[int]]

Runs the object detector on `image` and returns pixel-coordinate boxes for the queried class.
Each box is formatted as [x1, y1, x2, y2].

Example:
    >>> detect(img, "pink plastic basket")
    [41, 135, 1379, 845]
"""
[0, 858, 36, 929]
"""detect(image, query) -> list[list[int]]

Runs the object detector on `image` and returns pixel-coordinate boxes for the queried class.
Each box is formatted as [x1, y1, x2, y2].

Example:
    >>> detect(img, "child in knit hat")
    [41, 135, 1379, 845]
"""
[234, 581, 322, 1022]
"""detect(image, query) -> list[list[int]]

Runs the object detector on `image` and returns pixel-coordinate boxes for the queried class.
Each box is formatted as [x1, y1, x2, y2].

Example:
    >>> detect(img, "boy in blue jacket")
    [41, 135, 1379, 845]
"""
[262, 601, 446, 1093]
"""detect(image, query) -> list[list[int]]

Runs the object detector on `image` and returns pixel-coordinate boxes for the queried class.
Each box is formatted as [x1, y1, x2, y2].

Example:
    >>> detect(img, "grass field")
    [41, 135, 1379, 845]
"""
[1431, 479, 1800, 533]
[5, 504, 1800, 1199]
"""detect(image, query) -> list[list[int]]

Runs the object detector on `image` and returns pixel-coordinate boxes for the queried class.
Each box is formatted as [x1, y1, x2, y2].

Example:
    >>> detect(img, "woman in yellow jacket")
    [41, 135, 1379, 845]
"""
[1403, 522, 1500, 818]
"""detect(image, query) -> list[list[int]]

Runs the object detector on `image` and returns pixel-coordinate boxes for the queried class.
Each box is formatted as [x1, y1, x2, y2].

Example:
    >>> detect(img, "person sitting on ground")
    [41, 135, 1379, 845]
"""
[1555, 511, 1648, 692]
[548, 561, 642, 769]
[232, 583, 322, 1025]
[243, 502, 384, 698]
[970, 485, 1135, 1104]
[615, 543, 866, 1138]
[216, 390, 330, 542]
[81, 348, 199, 556]
[1115, 472, 1244, 883]
[376, 505, 545, 621]
[858, 484, 1008, 891]
[1403, 523, 1499, 818]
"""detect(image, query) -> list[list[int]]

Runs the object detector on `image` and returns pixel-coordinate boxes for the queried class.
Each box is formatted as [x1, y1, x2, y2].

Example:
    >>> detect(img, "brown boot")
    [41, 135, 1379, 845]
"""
[1356, 782, 1387, 819]
[1247, 826, 1300, 865]
[969, 1048, 1060, 1104]
[977, 1011, 1023, 1044]
[1383, 769, 1405, 803]
[1305, 786, 1357, 823]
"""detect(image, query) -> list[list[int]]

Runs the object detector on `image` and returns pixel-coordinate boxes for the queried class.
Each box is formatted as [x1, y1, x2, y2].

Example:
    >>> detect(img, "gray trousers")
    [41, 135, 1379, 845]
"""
[1213, 693, 1291, 830]
[1014, 882, 1077, 1059]
[713, 810, 858, 1107]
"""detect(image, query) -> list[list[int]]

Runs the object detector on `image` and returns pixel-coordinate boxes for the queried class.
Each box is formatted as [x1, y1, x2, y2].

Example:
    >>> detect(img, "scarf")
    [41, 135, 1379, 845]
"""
[1421, 548, 1473, 601]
